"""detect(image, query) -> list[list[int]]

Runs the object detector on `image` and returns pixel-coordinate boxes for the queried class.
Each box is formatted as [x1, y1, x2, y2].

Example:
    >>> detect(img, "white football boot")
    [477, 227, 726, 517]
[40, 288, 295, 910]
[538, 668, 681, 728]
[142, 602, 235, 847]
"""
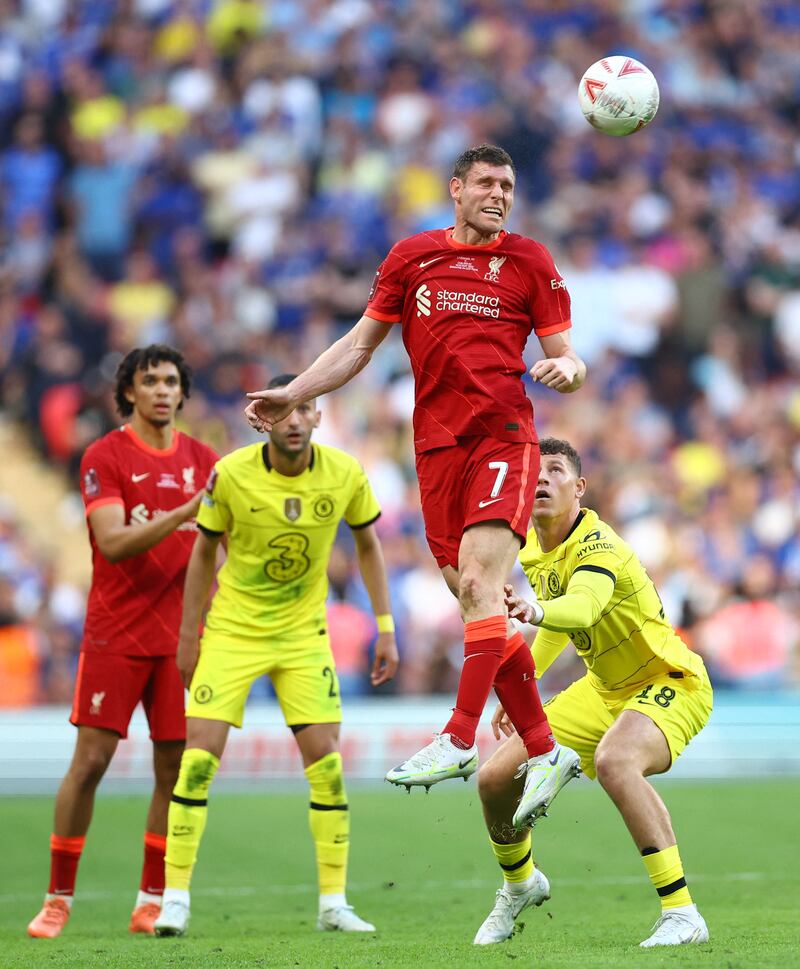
[639, 905, 709, 947]
[512, 742, 581, 828]
[317, 904, 376, 932]
[473, 868, 551, 945]
[385, 733, 478, 790]
[154, 896, 190, 937]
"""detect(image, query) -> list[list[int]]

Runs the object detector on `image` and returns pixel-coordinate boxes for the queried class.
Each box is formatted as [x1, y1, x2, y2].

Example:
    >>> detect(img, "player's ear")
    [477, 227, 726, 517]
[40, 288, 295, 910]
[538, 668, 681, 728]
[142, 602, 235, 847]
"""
[449, 175, 462, 202]
[313, 408, 321, 429]
[575, 476, 587, 499]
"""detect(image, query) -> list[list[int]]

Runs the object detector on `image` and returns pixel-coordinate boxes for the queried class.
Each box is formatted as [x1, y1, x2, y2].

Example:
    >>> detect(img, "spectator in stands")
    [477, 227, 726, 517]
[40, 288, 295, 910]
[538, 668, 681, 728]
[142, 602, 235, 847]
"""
[0, 0, 798, 703]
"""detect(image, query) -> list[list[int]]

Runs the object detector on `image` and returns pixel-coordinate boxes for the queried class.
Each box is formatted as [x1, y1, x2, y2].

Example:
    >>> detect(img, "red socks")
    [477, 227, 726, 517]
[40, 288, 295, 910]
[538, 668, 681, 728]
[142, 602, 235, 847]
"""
[494, 632, 554, 757]
[48, 835, 85, 896]
[444, 615, 508, 748]
[46, 831, 166, 899]
[140, 831, 167, 896]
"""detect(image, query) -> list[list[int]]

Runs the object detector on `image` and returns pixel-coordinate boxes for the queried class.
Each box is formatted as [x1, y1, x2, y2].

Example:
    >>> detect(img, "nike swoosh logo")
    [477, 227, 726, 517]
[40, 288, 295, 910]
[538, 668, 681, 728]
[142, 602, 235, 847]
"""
[459, 757, 474, 769]
[131, 473, 150, 482]
[478, 497, 502, 508]
[419, 256, 447, 268]
[548, 750, 560, 767]
[250, 506, 267, 513]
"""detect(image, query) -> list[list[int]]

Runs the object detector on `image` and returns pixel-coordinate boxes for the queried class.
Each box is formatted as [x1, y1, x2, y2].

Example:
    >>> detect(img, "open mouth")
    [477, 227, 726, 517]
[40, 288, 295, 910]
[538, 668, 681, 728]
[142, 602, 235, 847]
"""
[535, 489, 550, 499]
[482, 207, 503, 218]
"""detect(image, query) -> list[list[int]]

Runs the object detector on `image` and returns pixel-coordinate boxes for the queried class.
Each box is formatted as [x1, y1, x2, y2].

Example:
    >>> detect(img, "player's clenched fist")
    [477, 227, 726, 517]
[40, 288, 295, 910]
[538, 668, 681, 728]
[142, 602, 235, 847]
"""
[244, 386, 295, 432]
[530, 354, 581, 393]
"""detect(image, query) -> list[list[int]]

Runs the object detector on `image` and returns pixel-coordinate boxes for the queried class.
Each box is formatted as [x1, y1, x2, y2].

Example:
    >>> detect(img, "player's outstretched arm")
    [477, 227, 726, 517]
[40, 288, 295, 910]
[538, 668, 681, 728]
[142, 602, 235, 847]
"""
[177, 529, 222, 686]
[89, 490, 205, 563]
[352, 523, 399, 686]
[530, 330, 586, 394]
[245, 315, 394, 432]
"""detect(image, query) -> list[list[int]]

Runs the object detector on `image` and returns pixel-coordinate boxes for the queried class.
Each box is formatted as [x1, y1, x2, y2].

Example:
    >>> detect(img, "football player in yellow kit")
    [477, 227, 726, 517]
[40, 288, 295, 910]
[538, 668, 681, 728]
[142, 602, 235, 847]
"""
[154, 375, 398, 938]
[473, 438, 711, 949]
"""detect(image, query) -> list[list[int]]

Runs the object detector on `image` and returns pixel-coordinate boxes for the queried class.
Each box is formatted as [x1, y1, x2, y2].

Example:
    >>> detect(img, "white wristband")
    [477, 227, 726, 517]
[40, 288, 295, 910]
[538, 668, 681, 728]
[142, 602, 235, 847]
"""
[530, 601, 545, 625]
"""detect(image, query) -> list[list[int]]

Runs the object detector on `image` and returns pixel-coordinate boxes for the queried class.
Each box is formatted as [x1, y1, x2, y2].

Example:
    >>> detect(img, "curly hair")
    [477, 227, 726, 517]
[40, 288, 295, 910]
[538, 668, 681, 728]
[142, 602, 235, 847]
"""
[539, 437, 582, 477]
[452, 144, 515, 181]
[114, 345, 192, 417]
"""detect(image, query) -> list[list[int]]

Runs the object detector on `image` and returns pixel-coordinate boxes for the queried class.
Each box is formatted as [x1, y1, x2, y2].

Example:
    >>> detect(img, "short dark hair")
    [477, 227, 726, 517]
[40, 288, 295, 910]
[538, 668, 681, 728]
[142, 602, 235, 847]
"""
[268, 373, 297, 389]
[114, 344, 192, 417]
[452, 144, 515, 181]
[540, 437, 582, 477]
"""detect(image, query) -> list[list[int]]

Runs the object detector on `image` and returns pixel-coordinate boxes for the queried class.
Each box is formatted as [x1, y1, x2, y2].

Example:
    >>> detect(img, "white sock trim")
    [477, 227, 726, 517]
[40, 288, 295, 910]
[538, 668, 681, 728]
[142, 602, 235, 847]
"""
[45, 893, 73, 908]
[663, 903, 697, 916]
[319, 892, 347, 912]
[162, 888, 190, 907]
[504, 874, 536, 894]
[135, 890, 162, 908]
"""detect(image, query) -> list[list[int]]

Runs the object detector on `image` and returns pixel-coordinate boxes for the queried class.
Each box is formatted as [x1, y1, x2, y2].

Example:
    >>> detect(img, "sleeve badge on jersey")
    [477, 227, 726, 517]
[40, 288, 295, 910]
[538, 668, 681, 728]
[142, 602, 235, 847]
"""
[284, 497, 302, 521]
[83, 468, 100, 497]
[205, 467, 218, 495]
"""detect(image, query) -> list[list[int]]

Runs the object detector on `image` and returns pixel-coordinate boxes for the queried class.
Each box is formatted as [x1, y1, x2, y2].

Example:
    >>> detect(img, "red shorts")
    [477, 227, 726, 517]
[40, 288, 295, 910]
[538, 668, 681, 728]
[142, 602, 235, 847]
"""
[416, 437, 540, 569]
[70, 652, 186, 741]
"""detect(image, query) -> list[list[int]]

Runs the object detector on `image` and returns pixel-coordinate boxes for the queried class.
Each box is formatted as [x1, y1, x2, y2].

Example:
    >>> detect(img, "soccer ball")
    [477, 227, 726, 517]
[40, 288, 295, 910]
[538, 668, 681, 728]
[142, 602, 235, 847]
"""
[578, 56, 659, 136]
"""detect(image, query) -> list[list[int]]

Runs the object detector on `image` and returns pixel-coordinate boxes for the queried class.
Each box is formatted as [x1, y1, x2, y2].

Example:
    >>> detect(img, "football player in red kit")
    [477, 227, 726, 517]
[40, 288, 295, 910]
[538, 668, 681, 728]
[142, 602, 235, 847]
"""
[28, 345, 218, 939]
[245, 145, 586, 827]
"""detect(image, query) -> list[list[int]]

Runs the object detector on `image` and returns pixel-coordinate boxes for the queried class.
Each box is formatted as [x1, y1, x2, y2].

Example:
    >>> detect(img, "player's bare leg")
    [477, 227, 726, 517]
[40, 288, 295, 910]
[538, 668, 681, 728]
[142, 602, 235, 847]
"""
[293, 723, 375, 933]
[594, 711, 708, 947]
[130, 739, 183, 935]
[155, 718, 229, 938]
[472, 733, 551, 944]
[28, 727, 119, 938]
[446, 526, 578, 817]
[53, 726, 120, 835]
[594, 711, 674, 847]
[147, 740, 185, 836]
[389, 523, 555, 789]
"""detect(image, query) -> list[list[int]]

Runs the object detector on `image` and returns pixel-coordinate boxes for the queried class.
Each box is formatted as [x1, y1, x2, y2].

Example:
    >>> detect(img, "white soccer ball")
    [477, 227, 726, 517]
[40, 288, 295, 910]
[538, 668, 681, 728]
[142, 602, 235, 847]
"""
[578, 55, 659, 137]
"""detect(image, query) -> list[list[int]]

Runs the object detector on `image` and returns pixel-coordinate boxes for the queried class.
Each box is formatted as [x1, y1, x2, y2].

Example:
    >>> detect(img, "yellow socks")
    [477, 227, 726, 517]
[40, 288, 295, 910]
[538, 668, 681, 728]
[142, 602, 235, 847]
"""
[305, 752, 349, 898]
[642, 844, 693, 909]
[491, 834, 534, 886]
[164, 747, 220, 891]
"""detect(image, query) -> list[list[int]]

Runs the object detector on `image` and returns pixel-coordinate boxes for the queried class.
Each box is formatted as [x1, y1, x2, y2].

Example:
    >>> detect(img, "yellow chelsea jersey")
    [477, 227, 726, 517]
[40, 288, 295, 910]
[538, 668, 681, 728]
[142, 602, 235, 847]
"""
[197, 443, 380, 641]
[519, 508, 706, 695]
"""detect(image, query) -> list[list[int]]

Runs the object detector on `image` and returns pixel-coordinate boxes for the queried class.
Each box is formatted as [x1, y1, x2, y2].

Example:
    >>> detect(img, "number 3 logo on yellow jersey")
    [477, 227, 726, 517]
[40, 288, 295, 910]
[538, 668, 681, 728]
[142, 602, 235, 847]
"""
[264, 533, 311, 582]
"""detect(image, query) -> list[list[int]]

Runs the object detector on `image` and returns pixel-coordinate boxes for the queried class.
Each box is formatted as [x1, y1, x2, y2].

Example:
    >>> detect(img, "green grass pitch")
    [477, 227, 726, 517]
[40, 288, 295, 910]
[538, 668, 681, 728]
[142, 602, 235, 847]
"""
[2, 778, 798, 969]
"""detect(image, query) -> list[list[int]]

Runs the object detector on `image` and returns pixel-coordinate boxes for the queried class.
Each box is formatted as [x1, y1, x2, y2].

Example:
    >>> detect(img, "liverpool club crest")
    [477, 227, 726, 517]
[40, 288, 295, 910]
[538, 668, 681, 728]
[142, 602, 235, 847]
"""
[484, 255, 507, 282]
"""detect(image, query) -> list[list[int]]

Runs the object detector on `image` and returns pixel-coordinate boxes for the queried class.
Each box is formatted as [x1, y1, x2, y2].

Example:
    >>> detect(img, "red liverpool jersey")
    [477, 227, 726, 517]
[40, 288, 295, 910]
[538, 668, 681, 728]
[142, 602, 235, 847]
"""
[365, 228, 571, 452]
[79, 424, 218, 656]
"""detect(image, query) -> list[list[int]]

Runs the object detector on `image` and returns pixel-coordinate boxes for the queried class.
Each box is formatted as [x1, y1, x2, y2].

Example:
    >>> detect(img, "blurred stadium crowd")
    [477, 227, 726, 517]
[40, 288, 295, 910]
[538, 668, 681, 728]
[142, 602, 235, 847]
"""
[1, 0, 799, 705]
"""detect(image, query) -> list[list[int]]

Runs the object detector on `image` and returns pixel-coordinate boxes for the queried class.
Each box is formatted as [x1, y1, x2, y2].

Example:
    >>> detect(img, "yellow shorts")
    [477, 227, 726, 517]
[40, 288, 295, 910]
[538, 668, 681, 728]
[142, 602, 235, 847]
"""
[544, 671, 713, 779]
[186, 630, 342, 728]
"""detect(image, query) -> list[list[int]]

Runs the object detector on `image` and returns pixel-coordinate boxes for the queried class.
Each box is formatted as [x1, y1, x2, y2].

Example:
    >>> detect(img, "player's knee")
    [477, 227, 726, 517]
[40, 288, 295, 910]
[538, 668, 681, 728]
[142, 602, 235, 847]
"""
[155, 749, 183, 789]
[172, 747, 219, 802]
[458, 564, 491, 612]
[593, 745, 632, 789]
[71, 747, 113, 788]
